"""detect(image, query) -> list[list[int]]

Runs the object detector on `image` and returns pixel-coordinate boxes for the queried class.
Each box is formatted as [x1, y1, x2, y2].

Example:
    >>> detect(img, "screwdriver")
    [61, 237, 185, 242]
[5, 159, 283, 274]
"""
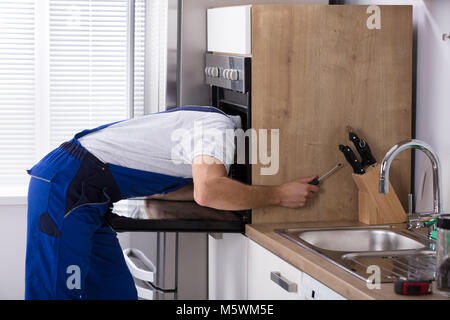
[309, 163, 344, 185]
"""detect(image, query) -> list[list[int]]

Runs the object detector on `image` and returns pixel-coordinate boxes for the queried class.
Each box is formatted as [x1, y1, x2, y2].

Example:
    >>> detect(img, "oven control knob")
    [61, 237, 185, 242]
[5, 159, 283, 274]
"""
[211, 67, 219, 77]
[205, 66, 219, 78]
[229, 69, 239, 81]
[223, 68, 239, 81]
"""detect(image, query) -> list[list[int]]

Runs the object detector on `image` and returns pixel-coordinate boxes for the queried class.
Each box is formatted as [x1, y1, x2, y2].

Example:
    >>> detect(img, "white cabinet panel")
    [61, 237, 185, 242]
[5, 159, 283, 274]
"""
[208, 233, 247, 300]
[247, 239, 303, 300]
[207, 5, 252, 55]
[300, 272, 346, 300]
[247, 238, 346, 300]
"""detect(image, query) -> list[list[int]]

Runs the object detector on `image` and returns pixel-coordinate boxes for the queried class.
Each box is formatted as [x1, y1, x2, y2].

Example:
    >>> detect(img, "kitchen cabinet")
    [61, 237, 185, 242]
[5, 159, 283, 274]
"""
[206, 5, 412, 224]
[300, 271, 346, 300]
[206, 2, 330, 56]
[247, 238, 345, 300]
[208, 233, 248, 300]
[249, 5, 413, 224]
[247, 238, 303, 299]
[207, 5, 252, 55]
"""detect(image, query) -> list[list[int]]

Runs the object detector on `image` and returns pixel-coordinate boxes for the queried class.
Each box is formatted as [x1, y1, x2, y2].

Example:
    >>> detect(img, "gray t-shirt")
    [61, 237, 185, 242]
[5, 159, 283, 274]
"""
[78, 107, 241, 178]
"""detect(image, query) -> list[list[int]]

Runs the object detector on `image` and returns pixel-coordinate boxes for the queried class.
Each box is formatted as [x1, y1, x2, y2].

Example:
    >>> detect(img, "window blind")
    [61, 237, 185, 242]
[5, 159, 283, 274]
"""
[0, 0, 36, 189]
[0, 0, 159, 197]
[133, 0, 145, 117]
[48, 0, 130, 149]
[146, 0, 167, 113]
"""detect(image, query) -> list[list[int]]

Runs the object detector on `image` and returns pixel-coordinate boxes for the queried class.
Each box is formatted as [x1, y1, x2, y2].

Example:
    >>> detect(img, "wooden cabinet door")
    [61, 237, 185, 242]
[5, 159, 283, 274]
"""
[251, 5, 412, 223]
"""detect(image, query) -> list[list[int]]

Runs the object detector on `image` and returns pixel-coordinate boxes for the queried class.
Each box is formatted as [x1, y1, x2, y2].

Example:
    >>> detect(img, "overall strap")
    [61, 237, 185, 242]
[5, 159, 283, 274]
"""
[74, 119, 127, 140]
[162, 105, 226, 115]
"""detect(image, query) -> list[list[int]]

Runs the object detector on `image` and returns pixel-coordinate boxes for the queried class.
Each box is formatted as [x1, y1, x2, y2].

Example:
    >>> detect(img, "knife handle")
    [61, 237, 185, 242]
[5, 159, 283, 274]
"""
[349, 132, 377, 166]
[339, 145, 366, 175]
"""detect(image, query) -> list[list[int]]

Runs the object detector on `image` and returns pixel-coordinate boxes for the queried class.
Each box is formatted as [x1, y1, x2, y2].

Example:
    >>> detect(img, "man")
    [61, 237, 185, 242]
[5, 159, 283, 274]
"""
[25, 105, 319, 300]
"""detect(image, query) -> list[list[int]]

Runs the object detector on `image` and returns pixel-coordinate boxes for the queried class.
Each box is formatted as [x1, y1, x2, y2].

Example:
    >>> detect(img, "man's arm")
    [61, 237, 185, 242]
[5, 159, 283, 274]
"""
[192, 155, 319, 211]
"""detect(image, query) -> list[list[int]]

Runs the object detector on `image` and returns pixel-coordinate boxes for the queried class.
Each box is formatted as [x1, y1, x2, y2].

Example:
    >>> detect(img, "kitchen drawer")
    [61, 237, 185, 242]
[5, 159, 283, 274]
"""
[247, 239, 303, 300]
[300, 272, 346, 300]
[207, 5, 251, 55]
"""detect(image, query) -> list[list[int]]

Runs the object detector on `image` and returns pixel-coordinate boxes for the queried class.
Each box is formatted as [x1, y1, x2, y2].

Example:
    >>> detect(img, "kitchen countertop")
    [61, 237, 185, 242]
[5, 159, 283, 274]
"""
[245, 220, 449, 300]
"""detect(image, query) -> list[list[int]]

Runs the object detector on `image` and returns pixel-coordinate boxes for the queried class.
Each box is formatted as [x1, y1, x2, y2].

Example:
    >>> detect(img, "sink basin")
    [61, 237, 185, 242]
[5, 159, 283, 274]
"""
[275, 226, 436, 283]
[297, 228, 425, 252]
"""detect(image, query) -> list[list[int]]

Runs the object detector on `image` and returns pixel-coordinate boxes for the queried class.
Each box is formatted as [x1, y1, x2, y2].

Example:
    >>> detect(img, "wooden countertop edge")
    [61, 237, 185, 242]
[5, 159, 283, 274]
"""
[245, 222, 447, 300]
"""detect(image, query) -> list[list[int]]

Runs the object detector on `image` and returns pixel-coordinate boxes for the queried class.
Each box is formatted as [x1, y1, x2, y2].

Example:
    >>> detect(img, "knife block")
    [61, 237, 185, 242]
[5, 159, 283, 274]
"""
[352, 164, 407, 225]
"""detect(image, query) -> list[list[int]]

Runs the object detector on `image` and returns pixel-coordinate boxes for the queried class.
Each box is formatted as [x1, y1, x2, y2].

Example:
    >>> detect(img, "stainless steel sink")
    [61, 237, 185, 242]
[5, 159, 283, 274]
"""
[296, 228, 425, 252]
[275, 225, 436, 283]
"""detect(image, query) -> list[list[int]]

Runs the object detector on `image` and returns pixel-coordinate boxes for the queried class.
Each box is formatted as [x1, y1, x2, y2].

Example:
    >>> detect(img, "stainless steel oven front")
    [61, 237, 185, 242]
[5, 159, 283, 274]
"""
[206, 52, 252, 219]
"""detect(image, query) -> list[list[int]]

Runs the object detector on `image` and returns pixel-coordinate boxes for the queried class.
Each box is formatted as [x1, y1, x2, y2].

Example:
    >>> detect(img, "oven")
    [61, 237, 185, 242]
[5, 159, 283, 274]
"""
[206, 53, 252, 225]
[206, 53, 252, 186]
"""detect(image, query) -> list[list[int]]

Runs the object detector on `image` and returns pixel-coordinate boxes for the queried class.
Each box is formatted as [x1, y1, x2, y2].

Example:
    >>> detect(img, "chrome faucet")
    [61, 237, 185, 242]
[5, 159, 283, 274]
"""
[379, 139, 442, 234]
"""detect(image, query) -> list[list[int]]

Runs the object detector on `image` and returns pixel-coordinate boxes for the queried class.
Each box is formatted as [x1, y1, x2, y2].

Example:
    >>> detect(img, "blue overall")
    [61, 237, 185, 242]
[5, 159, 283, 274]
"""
[25, 106, 223, 300]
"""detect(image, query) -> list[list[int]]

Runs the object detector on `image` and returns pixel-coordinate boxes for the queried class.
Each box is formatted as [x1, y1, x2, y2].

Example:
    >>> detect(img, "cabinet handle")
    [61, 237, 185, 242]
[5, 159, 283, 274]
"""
[209, 232, 223, 240]
[135, 283, 155, 300]
[123, 248, 156, 283]
[270, 271, 298, 293]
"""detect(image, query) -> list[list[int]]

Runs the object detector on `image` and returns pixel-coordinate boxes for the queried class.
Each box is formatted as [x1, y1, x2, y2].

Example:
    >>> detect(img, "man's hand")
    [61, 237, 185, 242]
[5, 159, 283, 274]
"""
[275, 176, 320, 208]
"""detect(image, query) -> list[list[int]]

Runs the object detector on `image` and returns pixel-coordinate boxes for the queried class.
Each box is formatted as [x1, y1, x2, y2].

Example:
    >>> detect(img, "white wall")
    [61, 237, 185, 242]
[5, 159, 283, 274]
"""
[415, 0, 450, 213]
[343, 0, 450, 212]
[0, 205, 27, 299]
[0, 202, 131, 300]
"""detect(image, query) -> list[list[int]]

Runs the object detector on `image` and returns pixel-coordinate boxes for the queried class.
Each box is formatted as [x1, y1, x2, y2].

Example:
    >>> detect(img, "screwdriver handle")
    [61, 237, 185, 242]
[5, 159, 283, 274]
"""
[308, 178, 320, 185]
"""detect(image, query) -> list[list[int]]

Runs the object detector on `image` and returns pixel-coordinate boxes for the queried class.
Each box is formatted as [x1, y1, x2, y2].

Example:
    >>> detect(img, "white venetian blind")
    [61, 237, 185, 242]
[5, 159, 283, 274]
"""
[147, 0, 167, 113]
[0, 0, 162, 198]
[133, 0, 145, 117]
[0, 0, 36, 188]
[48, 0, 129, 149]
